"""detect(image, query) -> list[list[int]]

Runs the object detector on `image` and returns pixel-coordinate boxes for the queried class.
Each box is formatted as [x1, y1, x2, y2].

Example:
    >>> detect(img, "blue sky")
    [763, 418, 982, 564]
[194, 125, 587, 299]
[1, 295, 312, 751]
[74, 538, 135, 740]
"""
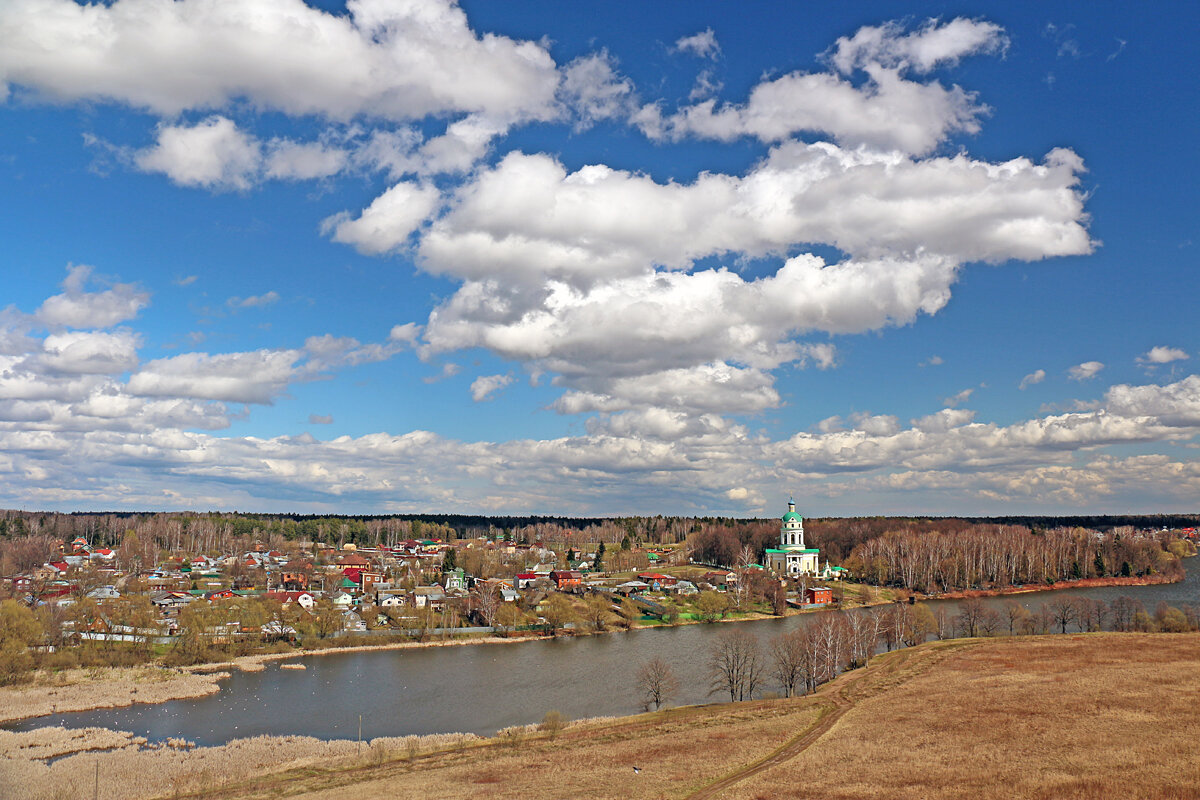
[0, 0, 1196, 516]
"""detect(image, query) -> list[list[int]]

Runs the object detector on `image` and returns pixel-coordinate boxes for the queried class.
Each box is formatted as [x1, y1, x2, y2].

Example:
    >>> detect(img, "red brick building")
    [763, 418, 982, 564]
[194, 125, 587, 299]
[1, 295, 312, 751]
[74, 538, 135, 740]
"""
[549, 570, 583, 591]
[804, 586, 833, 605]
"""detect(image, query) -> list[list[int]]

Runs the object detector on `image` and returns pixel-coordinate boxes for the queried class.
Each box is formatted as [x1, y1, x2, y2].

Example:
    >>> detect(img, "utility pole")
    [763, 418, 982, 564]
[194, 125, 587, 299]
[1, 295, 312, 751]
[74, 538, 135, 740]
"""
[93, 760, 99, 800]
[358, 713, 362, 754]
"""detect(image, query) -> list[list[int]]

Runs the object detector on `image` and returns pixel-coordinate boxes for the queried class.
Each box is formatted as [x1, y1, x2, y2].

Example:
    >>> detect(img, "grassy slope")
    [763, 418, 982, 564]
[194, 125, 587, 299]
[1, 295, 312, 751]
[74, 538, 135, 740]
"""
[179, 632, 1200, 800]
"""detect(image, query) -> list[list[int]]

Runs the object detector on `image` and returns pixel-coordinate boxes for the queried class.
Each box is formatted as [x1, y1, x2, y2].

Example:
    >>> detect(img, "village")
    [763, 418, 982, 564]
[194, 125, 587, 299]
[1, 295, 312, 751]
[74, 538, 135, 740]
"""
[3, 506, 852, 661]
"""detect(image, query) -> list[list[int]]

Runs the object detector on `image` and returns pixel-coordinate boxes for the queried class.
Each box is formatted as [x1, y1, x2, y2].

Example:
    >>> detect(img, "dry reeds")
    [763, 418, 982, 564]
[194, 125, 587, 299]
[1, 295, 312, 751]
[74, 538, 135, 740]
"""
[0, 667, 225, 724]
[0, 730, 481, 800]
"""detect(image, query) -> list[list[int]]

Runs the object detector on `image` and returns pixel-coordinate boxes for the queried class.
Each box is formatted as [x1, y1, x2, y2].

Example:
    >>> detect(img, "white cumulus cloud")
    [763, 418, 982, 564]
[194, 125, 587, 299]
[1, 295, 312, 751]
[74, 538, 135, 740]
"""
[0, 0, 560, 122]
[674, 28, 721, 60]
[36, 265, 149, 329]
[135, 116, 261, 191]
[323, 181, 441, 255]
[1137, 346, 1189, 366]
[1019, 369, 1046, 389]
[470, 373, 514, 402]
[1068, 361, 1104, 381]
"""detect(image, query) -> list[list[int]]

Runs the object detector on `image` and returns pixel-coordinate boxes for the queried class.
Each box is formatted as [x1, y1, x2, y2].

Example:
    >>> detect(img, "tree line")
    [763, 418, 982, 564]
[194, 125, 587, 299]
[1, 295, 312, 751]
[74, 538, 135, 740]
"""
[842, 526, 1188, 593]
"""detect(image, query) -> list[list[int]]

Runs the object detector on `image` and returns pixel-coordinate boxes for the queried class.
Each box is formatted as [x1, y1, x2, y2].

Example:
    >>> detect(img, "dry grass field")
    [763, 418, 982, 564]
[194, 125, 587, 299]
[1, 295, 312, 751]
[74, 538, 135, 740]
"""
[4, 633, 1197, 800]
[723, 634, 1200, 800]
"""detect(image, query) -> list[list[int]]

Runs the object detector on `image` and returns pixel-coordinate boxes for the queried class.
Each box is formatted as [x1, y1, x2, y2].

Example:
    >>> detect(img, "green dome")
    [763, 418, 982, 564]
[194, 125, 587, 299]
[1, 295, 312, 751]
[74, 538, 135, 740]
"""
[782, 511, 802, 522]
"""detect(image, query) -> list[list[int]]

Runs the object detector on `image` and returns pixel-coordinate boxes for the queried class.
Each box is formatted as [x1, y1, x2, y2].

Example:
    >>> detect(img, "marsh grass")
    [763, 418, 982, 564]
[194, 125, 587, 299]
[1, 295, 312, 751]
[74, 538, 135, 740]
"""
[0, 667, 225, 724]
[0, 732, 481, 800]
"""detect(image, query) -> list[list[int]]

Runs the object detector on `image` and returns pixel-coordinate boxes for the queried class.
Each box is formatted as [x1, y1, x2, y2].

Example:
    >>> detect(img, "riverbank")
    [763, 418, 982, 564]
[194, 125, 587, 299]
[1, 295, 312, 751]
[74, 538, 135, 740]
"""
[0, 571, 1175, 726]
[6, 633, 1197, 800]
[922, 571, 1180, 601]
[0, 634, 545, 725]
[0, 604, 816, 725]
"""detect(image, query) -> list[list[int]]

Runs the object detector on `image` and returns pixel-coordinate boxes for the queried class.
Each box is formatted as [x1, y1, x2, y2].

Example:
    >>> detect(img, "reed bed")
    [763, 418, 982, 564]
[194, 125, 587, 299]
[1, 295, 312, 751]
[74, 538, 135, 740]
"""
[0, 727, 144, 761]
[0, 668, 226, 724]
[0, 731, 480, 800]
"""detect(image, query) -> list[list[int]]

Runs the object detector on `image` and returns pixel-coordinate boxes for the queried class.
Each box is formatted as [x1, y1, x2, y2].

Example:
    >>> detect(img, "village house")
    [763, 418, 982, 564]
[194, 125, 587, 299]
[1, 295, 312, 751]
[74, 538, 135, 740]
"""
[377, 590, 407, 608]
[412, 586, 446, 609]
[89, 548, 116, 563]
[637, 572, 678, 590]
[702, 571, 737, 591]
[442, 567, 466, 591]
[358, 570, 386, 594]
[279, 560, 312, 590]
[549, 569, 583, 591]
[265, 590, 315, 611]
[337, 552, 372, 572]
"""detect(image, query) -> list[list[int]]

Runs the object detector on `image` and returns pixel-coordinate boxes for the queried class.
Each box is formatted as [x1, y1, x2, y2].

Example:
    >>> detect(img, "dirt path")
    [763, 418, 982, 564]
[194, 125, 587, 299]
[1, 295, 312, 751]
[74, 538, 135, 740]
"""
[684, 642, 962, 800]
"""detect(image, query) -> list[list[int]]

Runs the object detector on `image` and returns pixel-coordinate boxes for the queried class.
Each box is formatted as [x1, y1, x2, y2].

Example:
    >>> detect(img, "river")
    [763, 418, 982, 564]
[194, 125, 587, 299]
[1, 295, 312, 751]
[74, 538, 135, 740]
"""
[8, 560, 1197, 745]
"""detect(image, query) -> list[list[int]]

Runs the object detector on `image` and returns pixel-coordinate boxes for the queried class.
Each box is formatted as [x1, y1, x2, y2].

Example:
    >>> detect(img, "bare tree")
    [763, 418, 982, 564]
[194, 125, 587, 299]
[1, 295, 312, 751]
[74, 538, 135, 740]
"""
[810, 612, 848, 685]
[696, 590, 730, 623]
[1075, 598, 1107, 632]
[636, 656, 680, 710]
[1111, 596, 1140, 632]
[582, 593, 615, 632]
[933, 605, 951, 640]
[1047, 597, 1077, 634]
[707, 629, 763, 702]
[734, 545, 755, 609]
[769, 627, 813, 697]
[542, 593, 577, 635]
[1002, 600, 1028, 635]
[979, 607, 1003, 636]
[903, 603, 936, 647]
[845, 610, 877, 667]
[956, 598, 987, 637]
[476, 585, 501, 628]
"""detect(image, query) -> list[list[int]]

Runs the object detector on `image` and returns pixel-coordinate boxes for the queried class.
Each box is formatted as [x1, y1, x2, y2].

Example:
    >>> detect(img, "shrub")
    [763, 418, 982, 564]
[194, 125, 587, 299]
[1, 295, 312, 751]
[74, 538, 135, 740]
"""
[539, 710, 567, 738]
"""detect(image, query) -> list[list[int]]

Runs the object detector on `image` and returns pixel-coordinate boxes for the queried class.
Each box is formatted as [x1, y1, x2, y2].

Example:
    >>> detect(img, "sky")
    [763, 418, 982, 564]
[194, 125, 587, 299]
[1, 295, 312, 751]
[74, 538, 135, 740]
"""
[0, 0, 1197, 517]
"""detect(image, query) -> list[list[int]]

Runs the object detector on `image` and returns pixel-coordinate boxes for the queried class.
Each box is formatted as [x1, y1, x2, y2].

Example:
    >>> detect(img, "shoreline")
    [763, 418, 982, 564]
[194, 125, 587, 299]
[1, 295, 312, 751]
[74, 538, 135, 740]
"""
[0, 666, 228, 725]
[918, 572, 1179, 601]
[0, 570, 1182, 726]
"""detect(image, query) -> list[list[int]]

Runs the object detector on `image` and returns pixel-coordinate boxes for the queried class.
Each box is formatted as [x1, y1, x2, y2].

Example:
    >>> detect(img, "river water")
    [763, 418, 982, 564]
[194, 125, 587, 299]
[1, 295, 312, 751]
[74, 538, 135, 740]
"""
[9, 560, 1197, 745]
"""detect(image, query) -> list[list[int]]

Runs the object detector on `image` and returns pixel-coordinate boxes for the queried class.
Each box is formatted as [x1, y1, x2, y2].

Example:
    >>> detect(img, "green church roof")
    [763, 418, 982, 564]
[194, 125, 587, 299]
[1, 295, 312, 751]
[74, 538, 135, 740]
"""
[782, 511, 803, 522]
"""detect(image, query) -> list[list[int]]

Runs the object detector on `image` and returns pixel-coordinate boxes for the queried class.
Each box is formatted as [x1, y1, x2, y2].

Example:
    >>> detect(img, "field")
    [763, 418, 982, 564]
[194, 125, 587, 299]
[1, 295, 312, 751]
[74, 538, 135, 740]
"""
[3, 633, 1197, 800]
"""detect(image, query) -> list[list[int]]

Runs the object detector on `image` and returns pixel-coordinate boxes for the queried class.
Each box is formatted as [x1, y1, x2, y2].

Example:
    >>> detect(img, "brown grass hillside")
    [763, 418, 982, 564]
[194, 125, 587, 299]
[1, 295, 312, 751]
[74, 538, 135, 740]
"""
[178, 633, 1200, 800]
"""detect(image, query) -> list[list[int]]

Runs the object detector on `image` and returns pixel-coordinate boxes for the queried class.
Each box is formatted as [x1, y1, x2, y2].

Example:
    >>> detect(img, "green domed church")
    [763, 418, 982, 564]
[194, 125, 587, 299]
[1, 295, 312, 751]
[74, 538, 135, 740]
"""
[765, 499, 821, 577]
